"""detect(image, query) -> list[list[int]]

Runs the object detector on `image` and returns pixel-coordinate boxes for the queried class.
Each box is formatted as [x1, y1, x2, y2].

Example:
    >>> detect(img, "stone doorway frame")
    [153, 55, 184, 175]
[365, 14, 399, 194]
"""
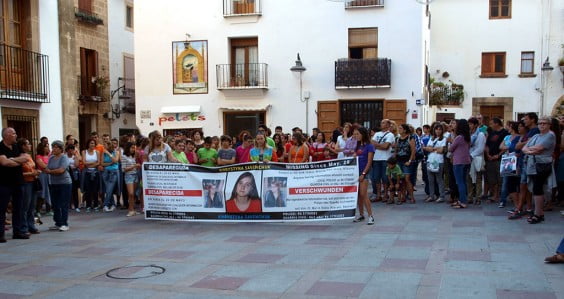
[472, 97, 513, 122]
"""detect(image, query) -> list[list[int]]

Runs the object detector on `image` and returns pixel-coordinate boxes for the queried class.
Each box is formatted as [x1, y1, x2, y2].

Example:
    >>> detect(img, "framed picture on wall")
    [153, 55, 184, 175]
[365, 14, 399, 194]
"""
[172, 40, 208, 94]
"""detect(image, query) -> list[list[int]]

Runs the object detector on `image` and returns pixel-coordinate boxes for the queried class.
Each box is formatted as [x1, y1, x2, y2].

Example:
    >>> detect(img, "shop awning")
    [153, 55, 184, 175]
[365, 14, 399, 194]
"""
[160, 105, 201, 114]
[219, 104, 271, 111]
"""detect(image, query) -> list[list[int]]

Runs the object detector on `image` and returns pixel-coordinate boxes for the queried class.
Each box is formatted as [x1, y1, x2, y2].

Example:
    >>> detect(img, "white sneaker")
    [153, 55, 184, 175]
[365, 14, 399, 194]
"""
[110, 205, 116, 212]
[59, 225, 69, 231]
[425, 196, 434, 203]
[49, 225, 60, 231]
[126, 211, 136, 217]
[367, 216, 375, 225]
[103, 206, 110, 212]
[75, 208, 81, 213]
[435, 198, 444, 203]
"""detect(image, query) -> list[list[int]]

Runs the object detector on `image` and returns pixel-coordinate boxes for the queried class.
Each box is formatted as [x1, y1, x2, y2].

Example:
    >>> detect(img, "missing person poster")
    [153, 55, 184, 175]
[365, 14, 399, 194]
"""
[142, 158, 358, 222]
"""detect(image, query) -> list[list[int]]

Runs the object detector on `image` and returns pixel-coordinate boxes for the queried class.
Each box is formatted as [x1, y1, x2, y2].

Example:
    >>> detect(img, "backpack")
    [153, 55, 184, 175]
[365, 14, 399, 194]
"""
[412, 134, 424, 160]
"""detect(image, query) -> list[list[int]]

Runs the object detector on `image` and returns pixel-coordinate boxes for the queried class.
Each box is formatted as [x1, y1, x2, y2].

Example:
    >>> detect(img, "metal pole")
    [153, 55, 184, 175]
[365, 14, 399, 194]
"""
[300, 72, 308, 134]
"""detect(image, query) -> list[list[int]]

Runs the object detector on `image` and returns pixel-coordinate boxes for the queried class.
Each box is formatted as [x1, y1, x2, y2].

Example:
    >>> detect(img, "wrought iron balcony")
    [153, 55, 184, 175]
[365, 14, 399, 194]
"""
[429, 83, 464, 106]
[345, 0, 384, 8]
[0, 43, 50, 103]
[216, 63, 268, 90]
[335, 58, 391, 89]
[223, 0, 261, 16]
[77, 75, 106, 102]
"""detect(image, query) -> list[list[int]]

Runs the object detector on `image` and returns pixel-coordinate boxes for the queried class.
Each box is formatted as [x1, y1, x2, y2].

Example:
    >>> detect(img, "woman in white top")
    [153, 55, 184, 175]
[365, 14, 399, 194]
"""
[424, 122, 447, 203]
[143, 130, 178, 163]
[81, 138, 101, 211]
[336, 122, 352, 159]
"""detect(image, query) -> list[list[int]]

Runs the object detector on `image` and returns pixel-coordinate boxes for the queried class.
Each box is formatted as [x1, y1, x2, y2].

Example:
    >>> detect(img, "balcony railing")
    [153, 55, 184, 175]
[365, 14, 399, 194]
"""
[0, 43, 50, 103]
[429, 83, 464, 106]
[216, 63, 268, 90]
[223, 0, 261, 16]
[345, 0, 384, 8]
[335, 58, 391, 89]
[77, 75, 106, 102]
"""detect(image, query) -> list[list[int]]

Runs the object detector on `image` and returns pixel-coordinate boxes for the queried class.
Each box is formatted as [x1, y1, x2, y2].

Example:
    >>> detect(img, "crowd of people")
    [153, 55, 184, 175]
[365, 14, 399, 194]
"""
[0, 113, 563, 247]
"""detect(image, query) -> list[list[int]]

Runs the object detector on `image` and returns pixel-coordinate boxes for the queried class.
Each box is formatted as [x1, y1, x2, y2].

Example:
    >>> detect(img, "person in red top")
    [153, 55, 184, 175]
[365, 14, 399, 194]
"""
[225, 172, 262, 213]
[235, 135, 253, 163]
[310, 132, 327, 162]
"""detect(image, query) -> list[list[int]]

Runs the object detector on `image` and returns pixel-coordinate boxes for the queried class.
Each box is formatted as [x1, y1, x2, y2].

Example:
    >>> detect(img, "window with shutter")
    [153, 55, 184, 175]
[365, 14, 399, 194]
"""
[481, 52, 506, 77]
[348, 28, 377, 59]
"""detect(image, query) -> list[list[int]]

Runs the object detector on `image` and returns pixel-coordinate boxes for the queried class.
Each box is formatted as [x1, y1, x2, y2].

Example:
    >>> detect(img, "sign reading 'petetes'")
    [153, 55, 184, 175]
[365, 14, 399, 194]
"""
[158, 113, 206, 126]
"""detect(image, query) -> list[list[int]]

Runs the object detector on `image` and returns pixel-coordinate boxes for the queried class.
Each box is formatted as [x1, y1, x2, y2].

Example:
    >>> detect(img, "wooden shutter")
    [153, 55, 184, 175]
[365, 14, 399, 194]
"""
[124, 56, 135, 89]
[383, 100, 406, 125]
[481, 53, 493, 74]
[349, 28, 377, 48]
[80, 48, 88, 95]
[317, 101, 339, 139]
[78, 0, 92, 13]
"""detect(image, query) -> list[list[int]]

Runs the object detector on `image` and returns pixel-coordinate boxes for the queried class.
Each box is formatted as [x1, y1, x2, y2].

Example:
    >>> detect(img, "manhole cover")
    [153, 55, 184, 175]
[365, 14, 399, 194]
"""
[105, 265, 166, 280]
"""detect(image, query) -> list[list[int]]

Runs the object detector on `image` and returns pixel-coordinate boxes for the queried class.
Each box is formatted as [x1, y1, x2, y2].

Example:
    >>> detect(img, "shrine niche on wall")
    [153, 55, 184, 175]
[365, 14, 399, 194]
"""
[173, 40, 208, 94]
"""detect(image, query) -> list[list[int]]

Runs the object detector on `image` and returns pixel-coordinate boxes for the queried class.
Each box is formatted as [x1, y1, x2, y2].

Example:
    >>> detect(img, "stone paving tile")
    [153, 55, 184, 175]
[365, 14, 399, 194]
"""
[452, 220, 484, 227]
[55, 239, 98, 246]
[0, 262, 18, 270]
[305, 238, 346, 246]
[306, 281, 365, 297]
[360, 272, 422, 299]
[236, 253, 285, 264]
[370, 225, 404, 233]
[379, 258, 428, 271]
[319, 270, 373, 284]
[446, 250, 492, 262]
[386, 247, 432, 260]
[496, 289, 557, 299]
[150, 250, 195, 259]
[75, 246, 116, 255]
[238, 268, 307, 293]
[393, 239, 435, 247]
[488, 235, 527, 243]
[191, 275, 248, 290]
[439, 274, 496, 299]
[42, 284, 160, 299]
[226, 236, 264, 243]
[6, 265, 61, 277]
[411, 215, 442, 221]
[0, 279, 55, 296]
[0, 294, 24, 299]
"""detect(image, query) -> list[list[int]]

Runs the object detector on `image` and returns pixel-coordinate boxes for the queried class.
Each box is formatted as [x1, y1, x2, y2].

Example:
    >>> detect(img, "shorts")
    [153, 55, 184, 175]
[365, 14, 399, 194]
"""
[520, 165, 528, 184]
[399, 163, 414, 175]
[124, 173, 138, 184]
[506, 176, 520, 194]
[371, 161, 388, 184]
[485, 160, 501, 185]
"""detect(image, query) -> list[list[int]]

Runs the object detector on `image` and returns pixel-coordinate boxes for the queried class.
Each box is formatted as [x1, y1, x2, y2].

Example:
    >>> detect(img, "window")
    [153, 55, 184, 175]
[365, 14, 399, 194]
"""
[230, 37, 258, 86]
[78, 0, 92, 13]
[348, 28, 377, 59]
[520, 51, 535, 76]
[125, 4, 133, 29]
[489, 0, 511, 19]
[223, 111, 265, 137]
[481, 52, 506, 77]
[79, 47, 99, 96]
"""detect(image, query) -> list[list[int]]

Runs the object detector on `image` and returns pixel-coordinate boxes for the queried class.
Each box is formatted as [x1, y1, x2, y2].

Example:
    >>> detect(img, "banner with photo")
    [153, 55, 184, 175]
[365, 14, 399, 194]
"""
[142, 158, 359, 222]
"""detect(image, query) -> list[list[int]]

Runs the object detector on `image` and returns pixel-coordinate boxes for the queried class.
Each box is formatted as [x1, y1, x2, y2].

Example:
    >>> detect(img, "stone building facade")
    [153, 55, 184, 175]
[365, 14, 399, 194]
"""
[59, 0, 110, 147]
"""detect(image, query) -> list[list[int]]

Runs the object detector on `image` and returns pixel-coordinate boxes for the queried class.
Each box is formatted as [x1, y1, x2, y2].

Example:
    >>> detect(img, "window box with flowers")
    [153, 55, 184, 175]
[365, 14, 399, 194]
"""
[429, 78, 464, 106]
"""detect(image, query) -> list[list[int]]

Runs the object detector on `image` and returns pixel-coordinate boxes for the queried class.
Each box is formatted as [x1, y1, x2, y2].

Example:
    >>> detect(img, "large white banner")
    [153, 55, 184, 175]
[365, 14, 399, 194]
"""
[142, 158, 359, 222]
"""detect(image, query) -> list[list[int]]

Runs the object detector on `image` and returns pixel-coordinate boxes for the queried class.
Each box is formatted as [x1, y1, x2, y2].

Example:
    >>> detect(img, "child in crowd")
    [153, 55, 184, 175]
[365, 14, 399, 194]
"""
[386, 157, 404, 204]
[172, 140, 189, 164]
[321, 146, 333, 161]
[185, 140, 198, 164]
[217, 135, 236, 166]
[197, 137, 218, 167]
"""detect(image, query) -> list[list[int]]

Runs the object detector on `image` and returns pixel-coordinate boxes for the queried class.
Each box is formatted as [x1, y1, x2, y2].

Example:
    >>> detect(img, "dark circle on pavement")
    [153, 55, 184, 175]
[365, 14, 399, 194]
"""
[105, 265, 166, 280]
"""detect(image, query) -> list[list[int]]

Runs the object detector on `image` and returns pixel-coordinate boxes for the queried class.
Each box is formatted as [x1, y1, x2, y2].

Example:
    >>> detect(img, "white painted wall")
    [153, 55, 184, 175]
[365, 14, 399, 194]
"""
[429, 0, 562, 121]
[108, 0, 135, 138]
[39, 1, 64, 141]
[135, 0, 427, 136]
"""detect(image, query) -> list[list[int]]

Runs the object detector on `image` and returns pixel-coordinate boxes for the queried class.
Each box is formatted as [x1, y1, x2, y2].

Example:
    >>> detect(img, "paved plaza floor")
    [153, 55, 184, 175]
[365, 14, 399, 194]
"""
[1, 191, 563, 299]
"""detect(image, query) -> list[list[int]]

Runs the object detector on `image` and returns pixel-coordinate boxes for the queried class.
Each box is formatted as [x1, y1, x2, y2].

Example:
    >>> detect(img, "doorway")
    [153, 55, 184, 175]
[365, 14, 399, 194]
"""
[79, 114, 94, 150]
[479, 105, 504, 124]
[223, 111, 265, 138]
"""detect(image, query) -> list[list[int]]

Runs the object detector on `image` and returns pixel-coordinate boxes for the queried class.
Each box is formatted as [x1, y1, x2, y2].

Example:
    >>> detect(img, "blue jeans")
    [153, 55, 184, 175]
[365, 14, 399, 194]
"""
[49, 184, 71, 227]
[453, 164, 470, 204]
[370, 160, 388, 194]
[557, 238, 564, 254]
[500, 176, 508, 205]
[102, 170, 119, 208]
[21, 182, 38, 233]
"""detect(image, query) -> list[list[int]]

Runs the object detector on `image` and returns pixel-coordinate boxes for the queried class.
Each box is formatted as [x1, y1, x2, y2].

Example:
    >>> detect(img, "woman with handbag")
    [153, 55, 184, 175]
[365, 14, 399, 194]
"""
[17, 138, 40, 236]
[424, 123, 447, 203]
[522, 116, 556, 224]
[499, 121, 522, 208]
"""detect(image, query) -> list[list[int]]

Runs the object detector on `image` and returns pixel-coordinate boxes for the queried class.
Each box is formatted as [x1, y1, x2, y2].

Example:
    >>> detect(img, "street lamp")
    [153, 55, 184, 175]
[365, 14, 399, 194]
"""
[540, 57, 553, 115]
[290, 53, 308, 133]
